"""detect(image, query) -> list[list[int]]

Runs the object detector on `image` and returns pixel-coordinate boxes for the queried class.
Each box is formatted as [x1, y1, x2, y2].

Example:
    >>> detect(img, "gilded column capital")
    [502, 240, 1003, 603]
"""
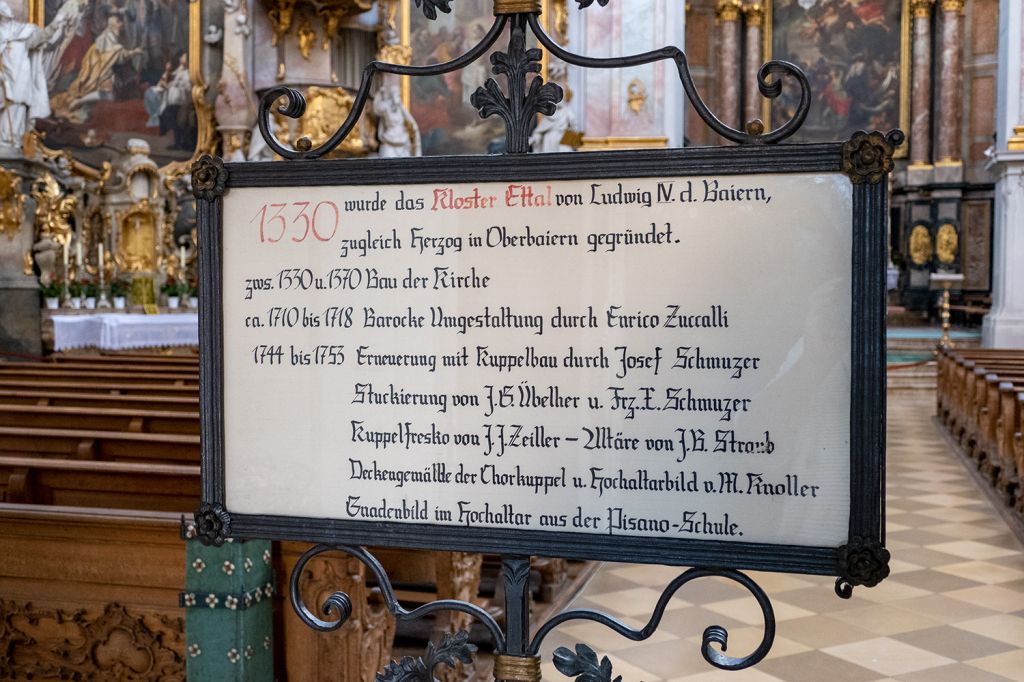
[909, 0, 934, 18]
[743, 3, 764, 27]
[715, 0, 742, 22]
[940, 0, 965, 13]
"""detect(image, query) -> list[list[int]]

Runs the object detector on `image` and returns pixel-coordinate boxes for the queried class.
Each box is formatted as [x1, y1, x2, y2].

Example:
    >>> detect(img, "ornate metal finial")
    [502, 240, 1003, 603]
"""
[841, 130, 905, 184]
[836, 536, 891, 592]
[470, 22, 563, 154]
[191, 155, 229, 201]
[575, 0, 610, 8]
[193, 503, 232, 546]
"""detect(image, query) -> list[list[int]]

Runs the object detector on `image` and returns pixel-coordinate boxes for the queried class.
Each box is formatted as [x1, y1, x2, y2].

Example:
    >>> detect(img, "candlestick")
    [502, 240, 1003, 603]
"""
[63, 240, 69, 266]
[179, 245, 186, 279]
[76, 239, 83, 267]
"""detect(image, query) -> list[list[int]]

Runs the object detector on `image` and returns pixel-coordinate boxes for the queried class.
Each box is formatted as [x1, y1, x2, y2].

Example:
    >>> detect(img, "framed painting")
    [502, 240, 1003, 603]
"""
[30, 0, 212, 171]
[765, 0, 909, 157]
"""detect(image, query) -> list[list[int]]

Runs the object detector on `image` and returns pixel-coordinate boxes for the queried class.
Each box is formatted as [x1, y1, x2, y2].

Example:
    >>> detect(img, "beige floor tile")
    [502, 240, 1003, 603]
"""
[966, 648, 1024, 680]
[926, 540, 1019, 561]
[702, 596, 814, 626]
[946, 584, 1024, 613]
[826, 603, 943, 636]
[895, 663, 1016, 681]
[668, 668, 786, 682]
[924, 522, 1006, 540]
[850, 579, 933, 604]
[915, 507, 992, 523]
[908, 493, 980, 507]
[952, 614, 1024, 647]
[583, 587, 690, 617]
[777, 615, 876, 649]
[935, 561, 1024, 585]
[823, 637, 955, 676]
[608, 563, 689, 586]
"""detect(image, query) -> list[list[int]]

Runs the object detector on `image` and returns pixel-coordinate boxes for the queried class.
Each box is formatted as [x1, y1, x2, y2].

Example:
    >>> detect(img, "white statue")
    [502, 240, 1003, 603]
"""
[374, 84, 420, 158]
[529, 97, 578, 153]
[0, 1, 50, 152]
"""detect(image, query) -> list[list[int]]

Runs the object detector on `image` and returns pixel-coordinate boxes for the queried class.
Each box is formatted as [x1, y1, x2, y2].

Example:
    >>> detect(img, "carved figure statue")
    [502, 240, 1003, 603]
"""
[373, 84, 420, 159]
[0, 1, 50, 151]
[39, 0, 89, 90]
[30, 173, 77, 284]
[529, 97, 578, 153]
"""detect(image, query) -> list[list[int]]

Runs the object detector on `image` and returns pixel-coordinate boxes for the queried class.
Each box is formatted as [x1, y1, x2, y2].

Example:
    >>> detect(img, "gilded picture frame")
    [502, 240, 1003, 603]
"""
[28, 0, 214, 176]
[762, 0, 910, 158]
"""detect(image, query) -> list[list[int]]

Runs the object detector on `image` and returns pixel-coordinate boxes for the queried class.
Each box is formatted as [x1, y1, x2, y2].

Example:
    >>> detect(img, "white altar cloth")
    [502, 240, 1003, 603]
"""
[52, 313, 199, 351]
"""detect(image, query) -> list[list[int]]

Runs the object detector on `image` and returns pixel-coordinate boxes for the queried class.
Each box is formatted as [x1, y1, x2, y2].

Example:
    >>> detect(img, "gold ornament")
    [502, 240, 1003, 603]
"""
[909, 225, 933, 266]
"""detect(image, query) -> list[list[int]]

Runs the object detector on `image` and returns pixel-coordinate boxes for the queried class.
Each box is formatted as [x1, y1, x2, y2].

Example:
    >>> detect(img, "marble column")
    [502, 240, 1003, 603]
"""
[715, 0, 742, 131]
[935, 0, 965, 180]
[909, 0, 934, 170]
[742, 3, 764, 128]
[983, 0, 1024, 348]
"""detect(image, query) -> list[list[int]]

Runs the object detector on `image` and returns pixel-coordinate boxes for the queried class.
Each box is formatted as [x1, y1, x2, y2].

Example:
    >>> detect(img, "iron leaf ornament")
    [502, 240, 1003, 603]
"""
[471, 23, 563, 153]
[413, 0, 453, 19]
[376, 631, 477, 682]
[553, 644, 622, 682]
[575, 0, 611, 7]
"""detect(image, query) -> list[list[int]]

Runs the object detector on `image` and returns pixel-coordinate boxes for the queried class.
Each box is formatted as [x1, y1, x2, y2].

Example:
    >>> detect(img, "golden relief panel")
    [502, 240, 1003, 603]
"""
[0, 167, 25, 241]
[909, 223, 933, 266]
[936, 222, 959, 265]
[117, 200, 158, 273]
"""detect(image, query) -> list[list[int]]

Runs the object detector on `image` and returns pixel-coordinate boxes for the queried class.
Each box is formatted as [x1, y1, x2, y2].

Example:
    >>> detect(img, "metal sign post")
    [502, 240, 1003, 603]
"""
[192, 1, 899, 679]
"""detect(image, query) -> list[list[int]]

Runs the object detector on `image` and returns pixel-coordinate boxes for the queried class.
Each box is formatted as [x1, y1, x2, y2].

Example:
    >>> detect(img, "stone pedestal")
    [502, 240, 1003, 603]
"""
[982, 153, 1024, 347]
[0, 157, 49, 357]
[983, 0, 1024, 348]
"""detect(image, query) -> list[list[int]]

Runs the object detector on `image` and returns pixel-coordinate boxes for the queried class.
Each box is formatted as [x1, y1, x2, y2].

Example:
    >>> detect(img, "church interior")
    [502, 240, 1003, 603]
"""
[1, 0, 1024, 680]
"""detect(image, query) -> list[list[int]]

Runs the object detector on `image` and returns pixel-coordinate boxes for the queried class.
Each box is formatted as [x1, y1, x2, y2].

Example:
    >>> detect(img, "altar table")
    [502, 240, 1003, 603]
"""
[52, 313, 199, 351]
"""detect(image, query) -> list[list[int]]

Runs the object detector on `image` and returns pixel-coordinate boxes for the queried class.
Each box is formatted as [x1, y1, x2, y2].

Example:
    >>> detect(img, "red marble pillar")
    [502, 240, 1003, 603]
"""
[936, 0, 965, 164]
[909, 0, 934, 167]
[743, 3, 765, 128]
[715, 0, 743, 130]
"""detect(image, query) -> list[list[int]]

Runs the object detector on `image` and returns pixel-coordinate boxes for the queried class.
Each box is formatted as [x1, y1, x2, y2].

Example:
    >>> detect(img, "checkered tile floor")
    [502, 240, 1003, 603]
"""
[535, 392, 1024, 681]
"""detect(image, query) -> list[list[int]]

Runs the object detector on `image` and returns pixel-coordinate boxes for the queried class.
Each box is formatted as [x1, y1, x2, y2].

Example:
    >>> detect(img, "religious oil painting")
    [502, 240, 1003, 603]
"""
[408, 0, 507, 155]
[768, 0, 908, 149]
[34, 0, 196, 168]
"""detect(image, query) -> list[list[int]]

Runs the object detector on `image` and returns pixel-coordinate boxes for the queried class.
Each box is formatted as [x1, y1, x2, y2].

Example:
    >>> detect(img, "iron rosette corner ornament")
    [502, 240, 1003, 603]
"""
[193, 503, 233, 547]
[191, 155, 229, 202]
[841, 130, 906, 185]
[835, 536, 891, 598]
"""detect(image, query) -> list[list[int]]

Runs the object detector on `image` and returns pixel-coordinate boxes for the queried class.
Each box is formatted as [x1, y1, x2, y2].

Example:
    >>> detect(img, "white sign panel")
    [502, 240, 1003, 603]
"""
[220, 172, 852, 547]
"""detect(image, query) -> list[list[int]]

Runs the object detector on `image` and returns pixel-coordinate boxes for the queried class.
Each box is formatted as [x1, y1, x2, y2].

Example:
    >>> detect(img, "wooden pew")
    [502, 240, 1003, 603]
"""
[0, 379, 198, 397]
[0, 389, 199, 412]
[0, 404, 199, 435]
[0, 456, 199, 511]
[1, 360, 199, 376]
[0, 368, 198, 386]
[0, 426, 198, 464]
[0, 503, 391, 681]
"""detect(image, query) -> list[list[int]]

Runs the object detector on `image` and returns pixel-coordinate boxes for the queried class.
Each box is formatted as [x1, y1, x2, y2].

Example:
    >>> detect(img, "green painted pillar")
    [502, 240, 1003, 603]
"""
[181, 537, 275, 680]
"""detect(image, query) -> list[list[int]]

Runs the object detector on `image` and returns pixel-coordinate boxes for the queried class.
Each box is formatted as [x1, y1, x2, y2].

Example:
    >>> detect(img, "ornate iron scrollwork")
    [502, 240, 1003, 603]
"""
[255, 0, 811, 159]
[553, 644, 621, 682]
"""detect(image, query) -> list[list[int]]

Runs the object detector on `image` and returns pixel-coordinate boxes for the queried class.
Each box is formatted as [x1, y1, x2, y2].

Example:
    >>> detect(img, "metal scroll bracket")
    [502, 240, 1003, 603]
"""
[255, 0, 811, 160]
[288, 546, 776, 681]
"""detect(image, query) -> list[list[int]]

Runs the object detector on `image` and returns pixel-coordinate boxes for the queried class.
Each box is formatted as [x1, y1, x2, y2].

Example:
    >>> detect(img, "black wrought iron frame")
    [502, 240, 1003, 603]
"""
[192, 1, 898, 679]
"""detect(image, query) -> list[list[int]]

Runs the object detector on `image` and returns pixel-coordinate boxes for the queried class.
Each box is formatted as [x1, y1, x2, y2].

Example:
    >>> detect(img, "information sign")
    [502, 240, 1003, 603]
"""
[195, 143, 888, 581]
